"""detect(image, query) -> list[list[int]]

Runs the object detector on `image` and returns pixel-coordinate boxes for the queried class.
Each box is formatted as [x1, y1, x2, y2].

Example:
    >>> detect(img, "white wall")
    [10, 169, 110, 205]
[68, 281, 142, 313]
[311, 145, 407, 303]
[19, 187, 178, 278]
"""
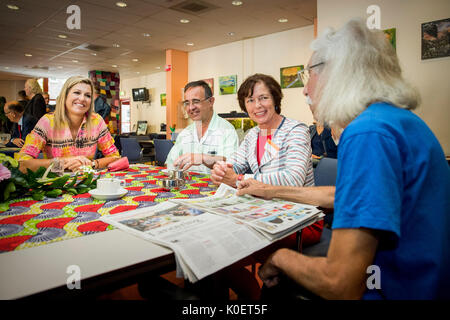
[317, 0, 450, 153]
[0, 80, 26, 102]
[120, 72, 166, 133]
[189, 26, 316, 126]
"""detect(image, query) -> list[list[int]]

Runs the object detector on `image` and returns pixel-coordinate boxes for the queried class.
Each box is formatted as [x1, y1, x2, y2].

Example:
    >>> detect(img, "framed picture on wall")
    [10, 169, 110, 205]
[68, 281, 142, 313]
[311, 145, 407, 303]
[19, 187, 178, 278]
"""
[202, 78, 214, 95]
[136, 121, 148, 135]
[280, 65, 304, 89]
[219, 75, 237, 95]
[421, 18, 450, 60]
[160, 93, 166, 106]
[383, 28, 396, 51]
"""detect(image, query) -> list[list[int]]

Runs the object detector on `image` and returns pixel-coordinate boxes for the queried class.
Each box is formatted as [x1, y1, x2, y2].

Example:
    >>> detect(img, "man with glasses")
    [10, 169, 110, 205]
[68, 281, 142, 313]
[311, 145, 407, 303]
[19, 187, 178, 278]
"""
[3, 101, 38, 148]
[165, 80, 239, 173]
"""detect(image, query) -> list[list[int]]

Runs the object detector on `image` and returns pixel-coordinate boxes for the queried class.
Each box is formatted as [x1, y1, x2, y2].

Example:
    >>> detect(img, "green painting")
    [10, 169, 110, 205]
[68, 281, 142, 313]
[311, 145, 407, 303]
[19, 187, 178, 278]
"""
[219, 75, 237, 95]
[280, 65, 304, 89]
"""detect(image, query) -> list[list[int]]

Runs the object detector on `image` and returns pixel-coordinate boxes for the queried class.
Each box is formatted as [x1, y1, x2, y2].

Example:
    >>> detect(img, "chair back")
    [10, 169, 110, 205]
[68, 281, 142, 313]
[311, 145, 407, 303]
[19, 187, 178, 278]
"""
[154, 139, 173, 166]
[171, 132, 179, 141]
[314, 157, 338, 186]
[120, 137, 143, 163]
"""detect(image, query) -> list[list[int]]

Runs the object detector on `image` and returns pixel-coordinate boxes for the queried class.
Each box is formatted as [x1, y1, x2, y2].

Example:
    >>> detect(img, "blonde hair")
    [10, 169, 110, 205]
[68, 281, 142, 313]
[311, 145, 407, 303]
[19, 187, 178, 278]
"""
[310, 19, 420, 128]
[54, 76, 94, 131]
[25, 79, 43, 95]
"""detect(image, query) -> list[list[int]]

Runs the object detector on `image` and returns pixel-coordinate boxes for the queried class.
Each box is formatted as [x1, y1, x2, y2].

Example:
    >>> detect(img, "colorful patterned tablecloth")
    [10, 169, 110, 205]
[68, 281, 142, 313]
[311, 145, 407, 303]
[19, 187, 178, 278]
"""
[0, 165, 217, 253]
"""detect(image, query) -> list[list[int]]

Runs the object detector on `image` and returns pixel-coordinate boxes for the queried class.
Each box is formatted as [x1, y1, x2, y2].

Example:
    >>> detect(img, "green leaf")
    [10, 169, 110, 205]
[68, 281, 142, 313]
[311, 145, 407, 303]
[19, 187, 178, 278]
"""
[31, 192, 45, 201]
[45, 189, 62, 198]
[0, 202, 9, 212]
[49, 175, 70, 189]
[77, 187, 90, 194]
[35, 166, 47, 179]
[3, 181, 16, 201]
[65, 173, 80, 189]
[67, 188, 77, 195]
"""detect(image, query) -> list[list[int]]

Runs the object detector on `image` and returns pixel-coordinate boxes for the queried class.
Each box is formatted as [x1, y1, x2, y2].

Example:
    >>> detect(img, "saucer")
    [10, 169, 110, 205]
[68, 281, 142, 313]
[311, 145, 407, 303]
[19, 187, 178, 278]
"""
[89, 187, 128, 200]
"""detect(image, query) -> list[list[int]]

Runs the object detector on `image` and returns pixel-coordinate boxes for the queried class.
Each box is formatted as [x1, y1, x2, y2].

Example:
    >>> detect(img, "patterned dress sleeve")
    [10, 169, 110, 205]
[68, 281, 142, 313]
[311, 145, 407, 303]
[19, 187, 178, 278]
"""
[15, 115, 50, 161]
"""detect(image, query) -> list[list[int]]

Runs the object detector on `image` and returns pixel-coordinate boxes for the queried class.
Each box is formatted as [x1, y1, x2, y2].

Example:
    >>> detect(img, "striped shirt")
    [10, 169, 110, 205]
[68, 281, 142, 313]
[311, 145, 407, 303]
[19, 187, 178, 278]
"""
[228, 117, 314, 187]
[16, 113, 119, 161]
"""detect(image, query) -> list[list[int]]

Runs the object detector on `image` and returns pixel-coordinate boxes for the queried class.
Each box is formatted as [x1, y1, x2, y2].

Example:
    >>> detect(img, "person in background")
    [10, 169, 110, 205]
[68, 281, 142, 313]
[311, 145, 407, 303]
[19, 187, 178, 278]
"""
[16, 76, 120, 173]
[250, 19, 450, 300]
[165, 80, 239, 174]
[24, 79, 46, 120]
[17, 90, 29, 109]
[93, 87, 111, 120]
[0, 96, 11, 134]
[43, 92, 55, 113]
[3, 101, 38, 148]
[309, 121, 338, 159]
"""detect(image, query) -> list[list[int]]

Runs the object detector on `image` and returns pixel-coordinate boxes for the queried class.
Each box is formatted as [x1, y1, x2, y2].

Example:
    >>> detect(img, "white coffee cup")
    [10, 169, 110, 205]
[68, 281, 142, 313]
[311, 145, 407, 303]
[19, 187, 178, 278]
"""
[97, 178, 125, 194]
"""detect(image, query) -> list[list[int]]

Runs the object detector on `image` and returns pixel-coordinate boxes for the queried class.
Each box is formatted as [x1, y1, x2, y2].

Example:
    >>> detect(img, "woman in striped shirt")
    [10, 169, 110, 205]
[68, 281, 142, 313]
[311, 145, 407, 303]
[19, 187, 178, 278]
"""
[16, 76, 119, 173]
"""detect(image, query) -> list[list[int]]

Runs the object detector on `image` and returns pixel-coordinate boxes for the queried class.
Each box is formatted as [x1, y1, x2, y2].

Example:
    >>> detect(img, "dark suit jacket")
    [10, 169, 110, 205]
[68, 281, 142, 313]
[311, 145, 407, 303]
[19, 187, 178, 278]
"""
[6, 113, 38, 147]
[24, 93, 46, 120]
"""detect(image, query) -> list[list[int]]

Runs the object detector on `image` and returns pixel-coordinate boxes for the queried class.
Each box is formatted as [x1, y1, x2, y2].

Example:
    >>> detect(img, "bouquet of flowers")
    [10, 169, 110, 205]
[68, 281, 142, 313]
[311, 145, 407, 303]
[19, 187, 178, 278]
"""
[0, 154, 99, 211]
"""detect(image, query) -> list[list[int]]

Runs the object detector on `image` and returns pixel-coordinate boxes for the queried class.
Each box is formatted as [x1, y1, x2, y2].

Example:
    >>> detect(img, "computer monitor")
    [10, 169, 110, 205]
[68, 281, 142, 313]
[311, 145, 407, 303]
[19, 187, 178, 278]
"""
[132, 88, 149, 101]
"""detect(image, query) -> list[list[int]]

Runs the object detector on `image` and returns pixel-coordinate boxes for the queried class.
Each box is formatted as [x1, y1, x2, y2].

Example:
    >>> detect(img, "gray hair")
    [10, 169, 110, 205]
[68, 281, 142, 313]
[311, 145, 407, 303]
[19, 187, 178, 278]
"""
[310, 19, 420, 128]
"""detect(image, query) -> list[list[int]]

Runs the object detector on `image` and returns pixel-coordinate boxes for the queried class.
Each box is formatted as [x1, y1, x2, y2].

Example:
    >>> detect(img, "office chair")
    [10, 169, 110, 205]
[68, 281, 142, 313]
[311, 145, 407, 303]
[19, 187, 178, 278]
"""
[314, 157, 338, 187]
[153, 139, 173, 166]
[120, 137, 143, 163]
[170, 132, 179, 141]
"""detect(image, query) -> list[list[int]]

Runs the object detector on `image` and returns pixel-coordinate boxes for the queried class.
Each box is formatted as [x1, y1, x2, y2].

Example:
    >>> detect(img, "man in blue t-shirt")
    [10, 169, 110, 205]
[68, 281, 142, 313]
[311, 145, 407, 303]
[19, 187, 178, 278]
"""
[238, 19, 450, 299]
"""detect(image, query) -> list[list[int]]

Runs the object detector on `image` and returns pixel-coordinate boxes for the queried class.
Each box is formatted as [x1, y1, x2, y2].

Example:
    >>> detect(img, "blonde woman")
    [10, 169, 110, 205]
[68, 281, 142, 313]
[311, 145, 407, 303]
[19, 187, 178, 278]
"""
[24, 79, 46, 120]
[17, 76, 120, 172]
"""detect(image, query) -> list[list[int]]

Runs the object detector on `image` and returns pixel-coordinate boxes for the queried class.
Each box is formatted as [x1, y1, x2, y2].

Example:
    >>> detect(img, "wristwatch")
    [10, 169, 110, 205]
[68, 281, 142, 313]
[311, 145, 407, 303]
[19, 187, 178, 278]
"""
[236, 174, 244, 187]
[91, 160, 98, 169]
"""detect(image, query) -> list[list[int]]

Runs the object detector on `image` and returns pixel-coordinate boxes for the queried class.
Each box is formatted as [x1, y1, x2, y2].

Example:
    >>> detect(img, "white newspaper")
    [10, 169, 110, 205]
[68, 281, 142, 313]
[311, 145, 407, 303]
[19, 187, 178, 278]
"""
[172, 184, 323, 240]
[101, 201, 270, 282]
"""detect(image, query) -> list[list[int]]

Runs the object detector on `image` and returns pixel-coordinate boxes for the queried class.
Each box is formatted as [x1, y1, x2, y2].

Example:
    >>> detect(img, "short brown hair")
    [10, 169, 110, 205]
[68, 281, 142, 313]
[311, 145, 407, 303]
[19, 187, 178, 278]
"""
[237, 74, 283, 114]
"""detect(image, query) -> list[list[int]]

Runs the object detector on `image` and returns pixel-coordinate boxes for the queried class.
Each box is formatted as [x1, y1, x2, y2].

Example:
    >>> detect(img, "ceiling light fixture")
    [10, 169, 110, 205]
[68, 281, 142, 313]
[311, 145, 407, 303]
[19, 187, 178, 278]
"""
[116, 2, 127, 8]
[180, 19, 190, 24]
[57, 66, 63, 69]
[113, 43, 120, 48]
[7, 4, 19, 10]
[91, 53, 97, 56]
[231, 1, 243, 6]
[5, 67, 9, 69]
[58, 34, 67, 39]
[142, 33, 151, 37]
[278, 18, 288, 23]
[112, 64, 118, 68]
[136, 72, 140, 74]
[132, 58, 138, 62]
[72, 60, 79, 63]
[228, 32, 235, 36]
[24, 53, 32, 57]
[155, 66, 161, 70]
[186, 42, 194, 46]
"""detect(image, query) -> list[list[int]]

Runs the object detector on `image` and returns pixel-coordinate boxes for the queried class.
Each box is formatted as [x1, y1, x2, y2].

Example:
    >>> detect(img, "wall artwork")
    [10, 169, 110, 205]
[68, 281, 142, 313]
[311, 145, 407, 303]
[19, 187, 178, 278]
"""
[383, 28, 396, 51]
[421, 18, 450, 60]
[202, 78, 214, 95]
[219, 75, 237, 95]
[280, 65, 304, 89]
[160, 93, 166, 106]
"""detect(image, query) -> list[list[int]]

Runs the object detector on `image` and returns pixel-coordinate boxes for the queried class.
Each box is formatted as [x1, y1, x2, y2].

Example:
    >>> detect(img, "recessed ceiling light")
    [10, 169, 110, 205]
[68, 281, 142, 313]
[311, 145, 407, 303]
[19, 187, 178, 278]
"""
[24, 53, 32, 57]
[155, 66, 161, 70]
[228, 32, 235, 36]
[5, 67, 9, 69]
[132, 58, 139, 62]
[57, 66, 63, 69]
[142, 33, 151, 37]
[112, 64, 118, 68]
[180, 19, 190, 24]
[231, 1, 243, 6]
[278, 18, 288, 23]
[72, 60, 79, 63]
[116, 2, 127, 8]
[186, 42, 194, 46]
[7, 4, 20, 10]
[58, 34, 67, 39]
[113, 43, 120, 48]
[136, 72, 140, 74]
[91, 52, 97, 56]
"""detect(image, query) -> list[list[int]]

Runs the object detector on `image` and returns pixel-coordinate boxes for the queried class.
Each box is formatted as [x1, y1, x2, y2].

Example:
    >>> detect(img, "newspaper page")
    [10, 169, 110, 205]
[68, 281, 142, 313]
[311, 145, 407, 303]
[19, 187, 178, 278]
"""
[101, 201, 270, 282]
[171, 184, 323, 240]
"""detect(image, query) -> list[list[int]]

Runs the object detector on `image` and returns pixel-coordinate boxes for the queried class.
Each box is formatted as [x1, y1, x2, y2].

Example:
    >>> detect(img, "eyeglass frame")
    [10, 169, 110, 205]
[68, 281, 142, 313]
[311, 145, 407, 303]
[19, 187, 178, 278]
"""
[299, 62, 325, 84]
[245, 94, 273, 105]
[182, 96, 211, 108]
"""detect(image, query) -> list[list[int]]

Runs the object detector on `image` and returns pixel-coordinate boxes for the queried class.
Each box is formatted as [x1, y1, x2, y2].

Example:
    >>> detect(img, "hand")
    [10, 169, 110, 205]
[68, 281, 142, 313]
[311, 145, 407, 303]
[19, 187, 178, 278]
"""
[211, 161, 237, 186]
[258, 251, 283, 288]
[63, 156, 92, 172]
[12, 138, 24, 147]
[237, 178, 273, 199]
[173, 153, 203, 171]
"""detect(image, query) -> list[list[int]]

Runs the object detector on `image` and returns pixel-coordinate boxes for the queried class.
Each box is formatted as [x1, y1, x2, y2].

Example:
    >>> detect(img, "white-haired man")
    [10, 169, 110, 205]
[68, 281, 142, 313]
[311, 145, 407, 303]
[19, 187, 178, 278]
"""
[239, 19, 450, 300]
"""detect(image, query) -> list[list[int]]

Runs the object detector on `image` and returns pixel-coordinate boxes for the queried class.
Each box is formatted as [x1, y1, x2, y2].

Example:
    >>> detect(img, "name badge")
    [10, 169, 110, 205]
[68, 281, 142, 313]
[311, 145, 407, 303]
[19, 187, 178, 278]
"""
[264, 139, 280, 158]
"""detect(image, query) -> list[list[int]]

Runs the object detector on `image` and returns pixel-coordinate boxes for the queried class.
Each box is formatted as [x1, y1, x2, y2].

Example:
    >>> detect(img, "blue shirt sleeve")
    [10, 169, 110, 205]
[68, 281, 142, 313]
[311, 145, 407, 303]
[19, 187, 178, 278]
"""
[333, 131, 403, 243]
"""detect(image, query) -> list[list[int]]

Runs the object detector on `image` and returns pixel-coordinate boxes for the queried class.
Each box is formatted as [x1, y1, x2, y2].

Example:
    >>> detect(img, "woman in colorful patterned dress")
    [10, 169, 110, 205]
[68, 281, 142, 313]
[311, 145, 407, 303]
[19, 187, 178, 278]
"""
[16, 76, 120, 172]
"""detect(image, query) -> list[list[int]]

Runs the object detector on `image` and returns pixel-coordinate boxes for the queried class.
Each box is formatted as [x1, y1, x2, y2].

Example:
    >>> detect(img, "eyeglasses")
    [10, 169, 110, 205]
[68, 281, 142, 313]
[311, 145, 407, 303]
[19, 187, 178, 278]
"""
[299, 62, 324, 85]
[4, 110, 12, 115]
[245, 95, 272, 105]
[182, 97, 211, 108]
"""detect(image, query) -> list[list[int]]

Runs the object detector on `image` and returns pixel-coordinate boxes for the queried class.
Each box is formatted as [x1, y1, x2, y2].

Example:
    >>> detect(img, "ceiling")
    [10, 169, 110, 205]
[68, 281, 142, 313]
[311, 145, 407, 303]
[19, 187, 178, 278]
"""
[0, 0, 316, 80]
